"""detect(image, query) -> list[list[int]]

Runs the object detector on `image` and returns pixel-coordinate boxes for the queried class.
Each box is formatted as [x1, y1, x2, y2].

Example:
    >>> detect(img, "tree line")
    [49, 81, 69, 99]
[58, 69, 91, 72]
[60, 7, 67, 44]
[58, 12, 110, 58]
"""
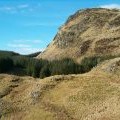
[0, 53, 118, 78]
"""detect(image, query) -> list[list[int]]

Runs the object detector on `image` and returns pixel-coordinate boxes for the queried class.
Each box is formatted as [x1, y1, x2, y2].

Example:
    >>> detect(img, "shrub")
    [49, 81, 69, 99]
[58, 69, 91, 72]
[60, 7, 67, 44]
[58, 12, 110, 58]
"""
[48, 58, 83, 76]
[0, 57, 14, 73]
[40, 64, 51, 79]
[26, 59, 49, 78]
[81, 56, 102, 72]
[13, 56, 30, 68]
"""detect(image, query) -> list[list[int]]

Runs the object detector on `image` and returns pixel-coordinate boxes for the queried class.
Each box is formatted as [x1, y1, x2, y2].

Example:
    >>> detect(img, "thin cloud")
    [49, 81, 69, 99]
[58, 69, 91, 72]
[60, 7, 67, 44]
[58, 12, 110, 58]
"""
[100, 4, 120, 9]
[18, 4, 29, 9]
[0, 4, 37, 13]
[7, 47, 44, 55]
[13, 39, 42, 44]
[7, 43, 31, 48]
[0, 6, 14, 11]
[33, 40, 42, 43]
[7, 39, 44, 54]
[24, 22, 60, 27]
[14, 47, 44, 55]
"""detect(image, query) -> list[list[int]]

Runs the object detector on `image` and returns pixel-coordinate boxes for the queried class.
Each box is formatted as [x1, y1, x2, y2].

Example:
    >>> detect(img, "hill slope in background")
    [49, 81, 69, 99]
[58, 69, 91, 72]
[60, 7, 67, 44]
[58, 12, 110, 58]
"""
[0, 57, 120, 120]
[26, 51, 41, 57]
[0, 50, 20, 57]
[37, 8, 120, 61]
[0, 50, 41, 58]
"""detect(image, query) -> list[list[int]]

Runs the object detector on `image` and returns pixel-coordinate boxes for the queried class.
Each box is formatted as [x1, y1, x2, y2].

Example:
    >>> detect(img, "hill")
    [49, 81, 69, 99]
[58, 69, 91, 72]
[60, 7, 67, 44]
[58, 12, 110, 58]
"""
[0, 50, 20, 57]
[37, 8, 120, 62]
[0, 50, 41, 58]
[26, 51, 41, 57]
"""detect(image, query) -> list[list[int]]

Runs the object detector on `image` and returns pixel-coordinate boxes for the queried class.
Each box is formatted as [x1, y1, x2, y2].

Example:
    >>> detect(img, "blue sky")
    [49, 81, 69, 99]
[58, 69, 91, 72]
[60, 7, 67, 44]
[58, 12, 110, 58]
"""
[0, 0, 120, 54]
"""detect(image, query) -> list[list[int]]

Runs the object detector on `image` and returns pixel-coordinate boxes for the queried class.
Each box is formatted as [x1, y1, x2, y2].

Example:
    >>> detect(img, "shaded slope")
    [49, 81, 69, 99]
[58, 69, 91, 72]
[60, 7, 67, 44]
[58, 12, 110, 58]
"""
[25, 51, 41, 57]
[0, 50, 20, 57]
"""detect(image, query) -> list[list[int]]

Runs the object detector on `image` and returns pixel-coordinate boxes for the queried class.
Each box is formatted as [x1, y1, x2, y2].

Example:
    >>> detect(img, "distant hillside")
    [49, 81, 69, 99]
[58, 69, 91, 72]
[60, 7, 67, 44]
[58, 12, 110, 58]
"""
[37, 8, 120, 62]
[0, 50, 42, 76]
[0, 50, 41, 58]
[26, 51, 41, 57]
[0, 50, 20, 57]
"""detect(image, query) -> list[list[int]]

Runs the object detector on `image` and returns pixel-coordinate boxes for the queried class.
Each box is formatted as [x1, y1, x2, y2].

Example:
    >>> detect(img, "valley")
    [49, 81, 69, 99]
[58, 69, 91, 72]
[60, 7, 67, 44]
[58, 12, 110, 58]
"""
[0, 8, 120, 120]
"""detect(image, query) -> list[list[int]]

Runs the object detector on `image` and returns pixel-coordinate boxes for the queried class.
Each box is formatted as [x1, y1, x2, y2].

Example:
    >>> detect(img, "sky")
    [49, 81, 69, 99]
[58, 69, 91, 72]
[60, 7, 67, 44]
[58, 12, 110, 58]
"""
[0, 0, 120, 54]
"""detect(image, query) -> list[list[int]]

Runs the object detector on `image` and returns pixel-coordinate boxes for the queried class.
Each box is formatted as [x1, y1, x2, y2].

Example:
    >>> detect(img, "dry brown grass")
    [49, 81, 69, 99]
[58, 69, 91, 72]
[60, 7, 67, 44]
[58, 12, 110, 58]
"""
[37, 8, 120, 61]
[0, 58, 120, 120]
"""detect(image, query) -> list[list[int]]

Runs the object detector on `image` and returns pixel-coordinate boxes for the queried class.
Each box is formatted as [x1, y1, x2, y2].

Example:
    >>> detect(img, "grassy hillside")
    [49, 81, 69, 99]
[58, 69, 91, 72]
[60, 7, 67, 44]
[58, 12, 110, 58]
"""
[38, 8, 120, 62]
[0, 57, 120, 120]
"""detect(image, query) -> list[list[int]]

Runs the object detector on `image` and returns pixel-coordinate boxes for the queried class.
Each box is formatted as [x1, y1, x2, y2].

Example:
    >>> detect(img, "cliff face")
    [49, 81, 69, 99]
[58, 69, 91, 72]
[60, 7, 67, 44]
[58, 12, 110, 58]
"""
[37, 8, 120, 61]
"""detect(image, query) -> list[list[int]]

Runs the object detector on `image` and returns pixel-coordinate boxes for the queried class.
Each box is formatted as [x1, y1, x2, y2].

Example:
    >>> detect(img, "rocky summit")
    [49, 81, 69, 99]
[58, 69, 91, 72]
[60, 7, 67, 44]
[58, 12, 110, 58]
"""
[37, 8, 120, 62]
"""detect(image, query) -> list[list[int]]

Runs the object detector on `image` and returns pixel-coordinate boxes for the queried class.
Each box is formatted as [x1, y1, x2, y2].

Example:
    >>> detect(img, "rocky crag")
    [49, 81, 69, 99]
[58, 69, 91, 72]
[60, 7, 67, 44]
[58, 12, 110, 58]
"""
[37, 8, 120, 62]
